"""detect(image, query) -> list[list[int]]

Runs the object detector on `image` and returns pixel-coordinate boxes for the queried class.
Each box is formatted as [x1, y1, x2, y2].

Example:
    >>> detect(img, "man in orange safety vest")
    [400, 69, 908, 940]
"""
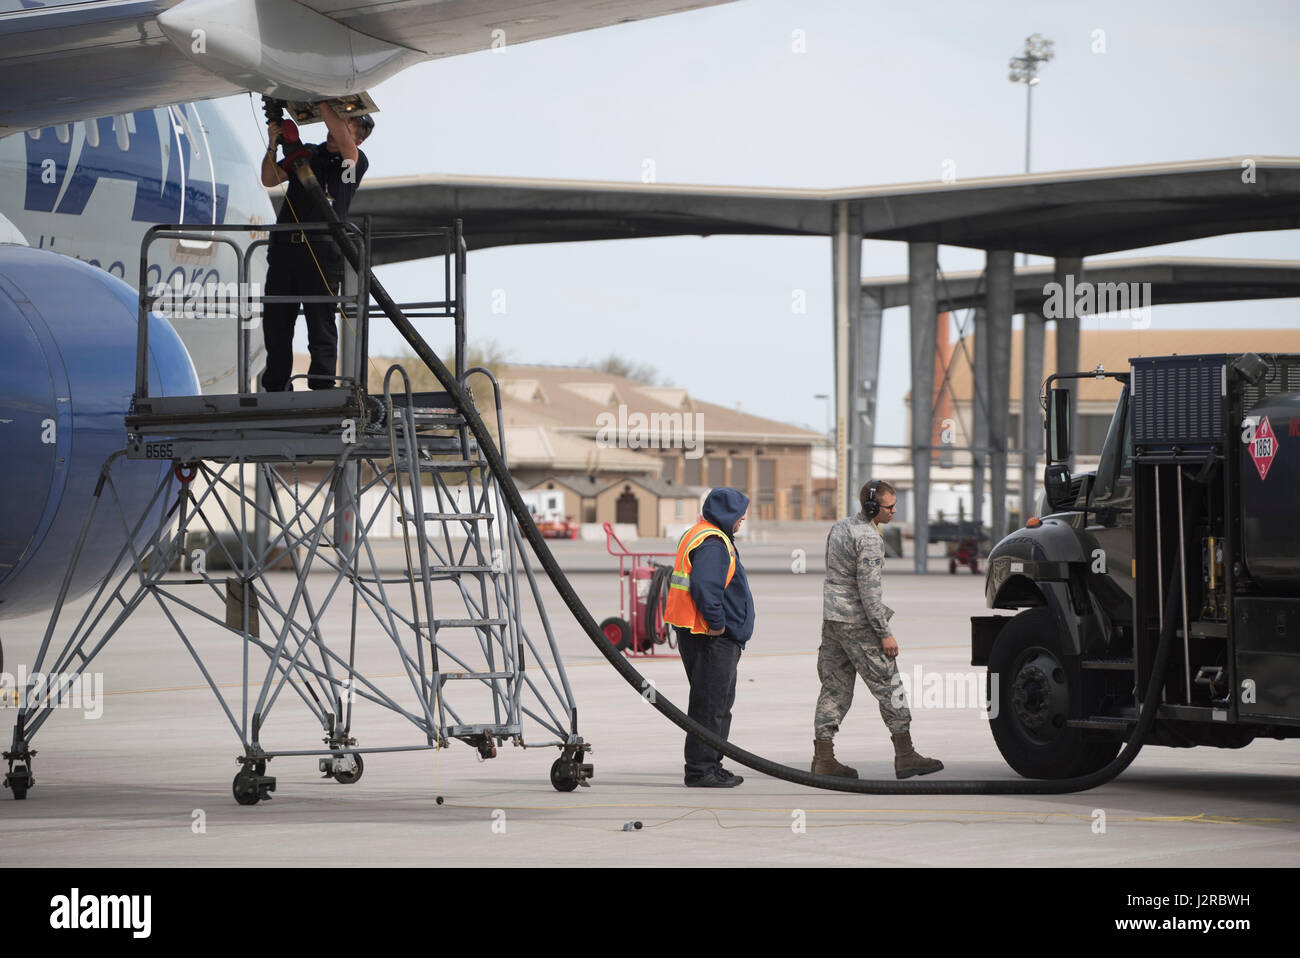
[664, 487, 753, 787]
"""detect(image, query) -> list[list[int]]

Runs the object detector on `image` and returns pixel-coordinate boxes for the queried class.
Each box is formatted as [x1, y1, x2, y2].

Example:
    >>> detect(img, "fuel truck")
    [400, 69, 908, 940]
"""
[972, 352, 1300, 778]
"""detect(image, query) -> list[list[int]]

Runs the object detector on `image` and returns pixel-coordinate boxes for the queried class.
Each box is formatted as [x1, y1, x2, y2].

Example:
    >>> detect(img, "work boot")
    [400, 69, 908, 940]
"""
[811, 739, 859, 778]
[685, 769, 741, 788]
[892, 731, 944, 779]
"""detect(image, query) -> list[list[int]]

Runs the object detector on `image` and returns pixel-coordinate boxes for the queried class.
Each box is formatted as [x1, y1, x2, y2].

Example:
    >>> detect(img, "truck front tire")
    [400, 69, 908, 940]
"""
[987, 607, 1120, 779]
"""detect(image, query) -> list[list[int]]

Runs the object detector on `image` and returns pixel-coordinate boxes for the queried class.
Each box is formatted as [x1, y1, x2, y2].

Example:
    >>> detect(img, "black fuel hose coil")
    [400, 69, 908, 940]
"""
[643, 563, 671, 648]
[293, 168, 1179, 794]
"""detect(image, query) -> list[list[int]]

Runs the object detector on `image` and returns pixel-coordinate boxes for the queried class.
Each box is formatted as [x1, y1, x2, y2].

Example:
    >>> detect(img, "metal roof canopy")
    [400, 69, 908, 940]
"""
[862, 257, 1300, 312]
[344, 156, 1300, 572]
[347, 157, 1300, 263]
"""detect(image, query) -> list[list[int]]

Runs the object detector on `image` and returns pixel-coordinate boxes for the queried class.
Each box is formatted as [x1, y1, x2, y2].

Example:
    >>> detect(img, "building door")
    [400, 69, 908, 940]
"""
[615, 489, 638, 525]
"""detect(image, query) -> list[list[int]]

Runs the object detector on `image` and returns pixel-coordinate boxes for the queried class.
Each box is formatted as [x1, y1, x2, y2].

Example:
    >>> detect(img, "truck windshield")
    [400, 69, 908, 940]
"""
[1093, 386, 1131, 500]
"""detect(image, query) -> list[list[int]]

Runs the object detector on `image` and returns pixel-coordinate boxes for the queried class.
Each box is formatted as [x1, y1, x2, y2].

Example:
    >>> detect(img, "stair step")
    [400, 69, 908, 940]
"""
[364, 566, 499, 582]
[440, 671, 515, 681]
[435, 617, 507, 628]
[1081, 657, 1135, 671]
[399, 512, 494, 522]
[412, 459, 487, 471]
[428, 565, 500, 575]
[446, 724, 520, 737]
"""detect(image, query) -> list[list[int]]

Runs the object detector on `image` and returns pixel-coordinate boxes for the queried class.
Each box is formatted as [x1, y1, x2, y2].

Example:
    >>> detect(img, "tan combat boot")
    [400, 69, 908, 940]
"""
[892, 731, 943, 779]
[811, 739, 859, 778]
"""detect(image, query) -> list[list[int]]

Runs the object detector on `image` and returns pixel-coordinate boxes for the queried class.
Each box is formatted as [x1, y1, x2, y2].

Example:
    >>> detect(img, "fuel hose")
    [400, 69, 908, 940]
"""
[293, 164, 1178, 794]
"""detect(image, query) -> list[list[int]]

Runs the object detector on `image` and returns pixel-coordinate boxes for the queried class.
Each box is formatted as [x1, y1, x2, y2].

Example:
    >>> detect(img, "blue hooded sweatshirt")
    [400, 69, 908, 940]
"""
[686, 487, 755, 646]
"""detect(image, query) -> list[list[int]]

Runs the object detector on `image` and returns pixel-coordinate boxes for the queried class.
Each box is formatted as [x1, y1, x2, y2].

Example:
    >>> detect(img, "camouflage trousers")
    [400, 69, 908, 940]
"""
[814, 618, 911, 739]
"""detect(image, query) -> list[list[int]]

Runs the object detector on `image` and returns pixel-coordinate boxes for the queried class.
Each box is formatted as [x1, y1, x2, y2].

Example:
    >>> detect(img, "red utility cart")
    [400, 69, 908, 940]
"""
[599, 522, 678, 656]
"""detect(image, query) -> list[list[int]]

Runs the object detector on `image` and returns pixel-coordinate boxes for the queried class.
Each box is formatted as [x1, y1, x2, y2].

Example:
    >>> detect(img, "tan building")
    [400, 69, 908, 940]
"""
[528, 474, 705, 538]
[497, 363, 823, 523]
[526, 474, 607, 525]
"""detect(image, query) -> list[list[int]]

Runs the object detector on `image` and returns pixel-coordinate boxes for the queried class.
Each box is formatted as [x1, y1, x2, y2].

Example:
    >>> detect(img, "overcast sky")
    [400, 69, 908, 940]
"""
[215, 0, 1300, 444]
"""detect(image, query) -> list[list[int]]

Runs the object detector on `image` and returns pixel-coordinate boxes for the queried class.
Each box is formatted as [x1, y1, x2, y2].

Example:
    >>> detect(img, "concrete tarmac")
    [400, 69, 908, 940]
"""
[1, 534, 1297, 867]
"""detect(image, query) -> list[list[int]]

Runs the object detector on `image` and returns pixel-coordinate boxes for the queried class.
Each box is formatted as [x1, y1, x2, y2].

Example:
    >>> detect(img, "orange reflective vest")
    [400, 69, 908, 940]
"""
[664, 519, 737, 635]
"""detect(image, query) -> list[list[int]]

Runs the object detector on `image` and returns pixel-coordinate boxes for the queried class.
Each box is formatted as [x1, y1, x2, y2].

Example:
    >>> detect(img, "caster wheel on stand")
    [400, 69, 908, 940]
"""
[6, 765, 31, 800]
[232, 760, 276, 806]
[550, 757, 579, 792]
[233, 770, 261, 805]
[550, 746, 593, 792]
[333, 753, 364, 785]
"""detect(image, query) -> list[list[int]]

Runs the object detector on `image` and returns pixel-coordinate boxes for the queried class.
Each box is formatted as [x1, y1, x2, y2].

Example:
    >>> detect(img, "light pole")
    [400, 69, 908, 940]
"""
[1008, 34, 1053, 531]
[1008, 33, 1054, 180]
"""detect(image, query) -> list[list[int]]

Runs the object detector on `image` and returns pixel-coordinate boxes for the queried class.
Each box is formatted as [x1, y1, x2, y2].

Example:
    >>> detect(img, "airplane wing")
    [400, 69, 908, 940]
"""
[0, 0, 738, 134]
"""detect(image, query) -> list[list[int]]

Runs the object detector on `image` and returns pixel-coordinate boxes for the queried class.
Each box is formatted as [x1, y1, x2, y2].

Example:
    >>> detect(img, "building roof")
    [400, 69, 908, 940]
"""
[529, 474, 614, 497]
[502, 424, 661, 474]
[497, 362, 824, 446]
[944, 328, 1300, 403]
[611, 476, 708, 500]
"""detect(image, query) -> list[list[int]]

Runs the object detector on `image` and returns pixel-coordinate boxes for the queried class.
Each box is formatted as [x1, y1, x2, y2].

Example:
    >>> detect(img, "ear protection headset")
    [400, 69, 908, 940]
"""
[862, 479, 881, 519]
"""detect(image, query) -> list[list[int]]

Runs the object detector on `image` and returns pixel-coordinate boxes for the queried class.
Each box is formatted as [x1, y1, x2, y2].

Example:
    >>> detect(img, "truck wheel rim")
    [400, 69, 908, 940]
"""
[1009, 649, 1069, 744]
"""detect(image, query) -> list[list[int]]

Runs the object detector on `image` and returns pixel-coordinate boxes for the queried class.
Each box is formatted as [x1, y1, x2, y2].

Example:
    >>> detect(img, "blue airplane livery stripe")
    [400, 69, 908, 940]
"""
[24, 109, 229, 224]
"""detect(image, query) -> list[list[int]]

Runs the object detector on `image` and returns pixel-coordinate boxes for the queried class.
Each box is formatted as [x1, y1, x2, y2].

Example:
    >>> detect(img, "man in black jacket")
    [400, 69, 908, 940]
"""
[259, 102, 372, 392]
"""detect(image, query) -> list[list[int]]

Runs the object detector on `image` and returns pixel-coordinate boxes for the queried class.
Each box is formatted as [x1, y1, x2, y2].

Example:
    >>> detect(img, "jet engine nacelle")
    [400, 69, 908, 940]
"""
[0, 246, 200, 621]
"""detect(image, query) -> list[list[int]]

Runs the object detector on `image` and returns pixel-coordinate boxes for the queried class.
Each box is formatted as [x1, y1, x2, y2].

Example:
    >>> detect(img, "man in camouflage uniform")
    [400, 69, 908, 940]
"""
[812, 480, 944, 779]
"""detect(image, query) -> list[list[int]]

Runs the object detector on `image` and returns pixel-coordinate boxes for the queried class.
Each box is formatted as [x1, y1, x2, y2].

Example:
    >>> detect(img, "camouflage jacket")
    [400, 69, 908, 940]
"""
[822, 513, 894, 636]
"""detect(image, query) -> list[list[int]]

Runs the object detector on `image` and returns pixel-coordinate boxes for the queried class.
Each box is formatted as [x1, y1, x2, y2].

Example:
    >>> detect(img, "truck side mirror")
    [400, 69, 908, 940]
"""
[1043, 463, 1074, 512]
[1046, 387, 1072, 462]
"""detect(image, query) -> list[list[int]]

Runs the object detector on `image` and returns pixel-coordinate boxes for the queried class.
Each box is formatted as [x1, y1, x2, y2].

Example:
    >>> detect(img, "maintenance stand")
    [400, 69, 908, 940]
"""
[4, 220, 592, 804]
